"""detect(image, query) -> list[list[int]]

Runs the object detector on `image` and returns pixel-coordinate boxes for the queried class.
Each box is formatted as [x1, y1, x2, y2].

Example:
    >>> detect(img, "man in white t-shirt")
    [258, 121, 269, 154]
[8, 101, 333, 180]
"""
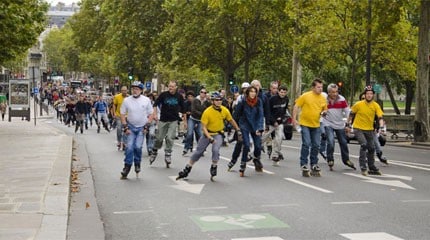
[119, 81, 153, 179]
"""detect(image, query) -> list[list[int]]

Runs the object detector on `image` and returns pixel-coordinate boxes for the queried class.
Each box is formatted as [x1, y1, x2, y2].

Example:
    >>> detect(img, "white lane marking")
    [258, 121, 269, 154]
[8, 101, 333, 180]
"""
[387, 161, 430, 171]
[168, 176, 205, 194]
[344, 173, 415, 190]
[284, 178, 333, 193]
[331, 201, 372, 205]
[113, 210, 154, 214]
[401, 199, 430, 203]
[232, 237, 284, 240]
[390, 160, 430, 167]
[371, 174, 412, 181]
[340, 232, 404, 240]
[261, 203, 300, 208]
[188, 206, 228, 211]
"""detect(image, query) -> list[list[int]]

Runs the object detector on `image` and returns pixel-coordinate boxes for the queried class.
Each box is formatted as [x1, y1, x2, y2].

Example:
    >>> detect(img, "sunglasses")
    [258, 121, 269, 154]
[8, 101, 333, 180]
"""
[200, 91, 207, 94]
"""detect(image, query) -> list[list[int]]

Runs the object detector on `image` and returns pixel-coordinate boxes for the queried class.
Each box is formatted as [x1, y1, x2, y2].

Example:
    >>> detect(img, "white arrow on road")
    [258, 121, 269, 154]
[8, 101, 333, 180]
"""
[344, 173, 415, 190]
[169, 176, 205, 194]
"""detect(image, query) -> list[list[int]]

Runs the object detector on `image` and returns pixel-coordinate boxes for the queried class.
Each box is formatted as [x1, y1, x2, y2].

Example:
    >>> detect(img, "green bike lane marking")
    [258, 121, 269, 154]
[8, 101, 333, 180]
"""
[190, 213, 289, 232]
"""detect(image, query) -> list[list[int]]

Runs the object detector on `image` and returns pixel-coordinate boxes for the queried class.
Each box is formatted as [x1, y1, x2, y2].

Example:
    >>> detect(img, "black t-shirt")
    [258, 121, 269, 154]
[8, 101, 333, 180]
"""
[154, 91, 185, 122]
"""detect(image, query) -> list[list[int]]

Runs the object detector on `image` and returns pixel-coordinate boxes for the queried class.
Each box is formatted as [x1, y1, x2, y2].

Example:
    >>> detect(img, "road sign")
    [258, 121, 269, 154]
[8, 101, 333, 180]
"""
[145, 82, 152, 90]
[33, 87, 39, 94]
[230, 85, 239, 93]
[373, 83, 382, 94]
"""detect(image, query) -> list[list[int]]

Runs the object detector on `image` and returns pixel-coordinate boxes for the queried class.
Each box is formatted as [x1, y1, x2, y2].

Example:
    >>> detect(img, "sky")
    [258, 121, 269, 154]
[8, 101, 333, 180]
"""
[50, 0, 80, 6]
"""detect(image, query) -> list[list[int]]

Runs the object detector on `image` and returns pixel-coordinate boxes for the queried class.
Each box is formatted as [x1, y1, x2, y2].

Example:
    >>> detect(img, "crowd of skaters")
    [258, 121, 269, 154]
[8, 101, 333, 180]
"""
[43, 78, 388, 180]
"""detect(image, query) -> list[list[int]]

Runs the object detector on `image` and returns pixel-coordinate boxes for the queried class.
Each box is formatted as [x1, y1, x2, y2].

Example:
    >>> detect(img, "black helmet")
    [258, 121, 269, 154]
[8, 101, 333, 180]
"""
[364, 85, 375, 94]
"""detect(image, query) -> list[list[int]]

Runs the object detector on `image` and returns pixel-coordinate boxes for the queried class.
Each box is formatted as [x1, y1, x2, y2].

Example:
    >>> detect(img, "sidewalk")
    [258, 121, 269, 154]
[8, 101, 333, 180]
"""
[0, 110, 73, 240]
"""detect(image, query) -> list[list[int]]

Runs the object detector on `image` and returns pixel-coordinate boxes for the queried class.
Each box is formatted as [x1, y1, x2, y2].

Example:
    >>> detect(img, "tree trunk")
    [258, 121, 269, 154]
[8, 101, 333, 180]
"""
[384, 80, 400, 115]
[404, 80, 414, 115]
[414, 0, 430, 142]
[290, 49, 302, 104]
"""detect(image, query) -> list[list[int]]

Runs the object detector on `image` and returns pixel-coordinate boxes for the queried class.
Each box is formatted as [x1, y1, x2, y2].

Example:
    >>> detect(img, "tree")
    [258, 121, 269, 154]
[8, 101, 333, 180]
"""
[0, 0, 48, 65]
[414, 0, 430, 142]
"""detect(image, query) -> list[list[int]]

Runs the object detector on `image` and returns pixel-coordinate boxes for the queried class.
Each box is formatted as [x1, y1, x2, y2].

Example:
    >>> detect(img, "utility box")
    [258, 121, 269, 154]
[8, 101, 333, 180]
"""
[8, 79, 30, 121]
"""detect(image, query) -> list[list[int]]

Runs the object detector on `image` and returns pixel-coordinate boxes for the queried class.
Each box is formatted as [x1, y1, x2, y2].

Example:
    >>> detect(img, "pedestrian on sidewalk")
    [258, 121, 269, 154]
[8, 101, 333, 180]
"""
[176, 92, 241, 181]
[292, 78, 328, 177]
[346, 86, 385, 176]
[0, 100, 7, 121]
[120, 82, 153, 179]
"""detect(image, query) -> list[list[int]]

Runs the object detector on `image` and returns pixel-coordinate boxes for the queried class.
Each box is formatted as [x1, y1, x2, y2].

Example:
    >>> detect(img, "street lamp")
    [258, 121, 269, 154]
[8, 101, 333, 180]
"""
[29, 52, 42, 126]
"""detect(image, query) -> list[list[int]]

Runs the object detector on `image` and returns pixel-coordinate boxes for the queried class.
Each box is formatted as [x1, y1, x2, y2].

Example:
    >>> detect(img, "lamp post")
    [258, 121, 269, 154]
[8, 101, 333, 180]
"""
[29, 53, 42, 126]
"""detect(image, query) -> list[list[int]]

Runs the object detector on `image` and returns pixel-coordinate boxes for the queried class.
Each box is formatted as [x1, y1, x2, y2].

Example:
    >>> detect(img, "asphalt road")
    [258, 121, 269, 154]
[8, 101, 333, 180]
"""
[52, 120, 430, 240]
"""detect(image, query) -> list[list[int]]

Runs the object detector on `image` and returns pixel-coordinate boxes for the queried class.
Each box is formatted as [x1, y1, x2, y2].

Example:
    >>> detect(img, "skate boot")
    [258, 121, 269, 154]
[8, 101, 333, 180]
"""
[74, 124, 79, 133]
[97, 126, 100, 133]
[301, 165, 310, 177]
[210, 164, 218, 181]
[267, 145, 272, 158]
[182, 149, 188, 156]
[377, 152, 388, 165]
[368, 167, 382, 175]
[253, 158, 263, 172]
[135, 163, 141, 178]
[327, 160, 334, 171]
[165, 153, 172, 168]
[227, 161, 236, 172]
[344, 160, 356, 170]
[120, 164, 132, 179]
[176, 165, 192, 180]
[310, 165, 321, 177]
[361, 168, 368, 176]
[149, 149, 158, 165]
[272, 156, 280, 166]
[239, 163, 246, 177]
[278, 153, 284, 161]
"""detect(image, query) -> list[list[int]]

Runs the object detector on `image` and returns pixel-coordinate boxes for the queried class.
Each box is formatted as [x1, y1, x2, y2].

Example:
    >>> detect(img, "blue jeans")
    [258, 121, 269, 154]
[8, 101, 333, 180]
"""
[184, 117, 202, 151]
[124, 124, 145, 165]
[116, 117, 127, 144]
[319, 124, 327, 154]
[325, 126, 350, 163]
[241, 128, 262, 164]
[146, 122, 156, 154]
[300, 125, 321, 167]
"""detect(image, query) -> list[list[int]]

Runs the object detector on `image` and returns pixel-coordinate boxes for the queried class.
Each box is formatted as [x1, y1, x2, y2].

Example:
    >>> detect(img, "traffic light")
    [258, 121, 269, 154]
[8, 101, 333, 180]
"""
[228, 74, 235, 86]
[128, 67, 134, 81]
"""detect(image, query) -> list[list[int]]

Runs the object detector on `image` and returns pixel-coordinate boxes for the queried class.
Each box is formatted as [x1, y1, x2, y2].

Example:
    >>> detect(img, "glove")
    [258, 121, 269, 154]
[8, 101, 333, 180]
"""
[236, 131, 243, 143]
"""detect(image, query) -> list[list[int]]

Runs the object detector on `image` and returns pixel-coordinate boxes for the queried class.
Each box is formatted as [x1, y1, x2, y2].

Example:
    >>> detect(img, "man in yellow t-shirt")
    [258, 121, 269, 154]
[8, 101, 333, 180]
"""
[112, 86, 128, 150]
[347, 85, 384, 176]
[292, 78, 328, 177]
[176, 92, 241, 181]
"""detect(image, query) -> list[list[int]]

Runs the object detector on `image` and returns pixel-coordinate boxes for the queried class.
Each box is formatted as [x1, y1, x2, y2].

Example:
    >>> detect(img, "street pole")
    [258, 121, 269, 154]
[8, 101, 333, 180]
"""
[32, 66, 36, 126]
[40, 74, 43, 116]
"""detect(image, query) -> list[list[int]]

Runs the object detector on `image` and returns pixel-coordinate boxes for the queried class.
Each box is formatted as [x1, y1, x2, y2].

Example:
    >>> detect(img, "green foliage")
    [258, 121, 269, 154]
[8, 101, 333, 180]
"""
[0, 0, 49, 65]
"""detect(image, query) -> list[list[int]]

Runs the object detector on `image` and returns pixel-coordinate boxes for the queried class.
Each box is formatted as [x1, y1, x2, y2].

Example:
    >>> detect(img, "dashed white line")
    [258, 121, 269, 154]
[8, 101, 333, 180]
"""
[113, 210, 154, 214]
[331, 201, 372, 205]
[284, 178, 333, 193]
[188, 206, 228, 211]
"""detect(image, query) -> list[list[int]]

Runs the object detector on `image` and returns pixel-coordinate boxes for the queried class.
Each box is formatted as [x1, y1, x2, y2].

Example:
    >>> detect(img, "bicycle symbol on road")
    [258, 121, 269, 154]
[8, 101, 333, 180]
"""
[191, 213, 288, 232]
